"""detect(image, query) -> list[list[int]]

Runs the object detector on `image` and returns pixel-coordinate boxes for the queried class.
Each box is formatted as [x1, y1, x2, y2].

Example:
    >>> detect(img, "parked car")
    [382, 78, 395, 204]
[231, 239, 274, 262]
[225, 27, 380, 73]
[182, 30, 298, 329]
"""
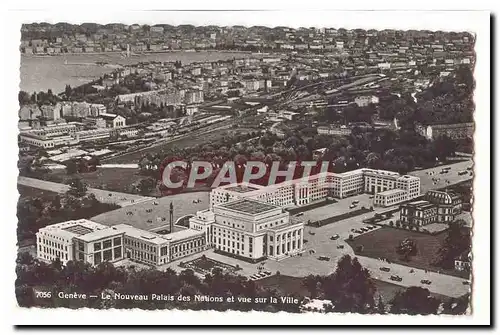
[390, 275, 403, 282]
[330, 234, 340, 240]
[369, 195, 374, 199]
[353, 200, 360, 204]
[318, 256, 330, 261]
[354, 230, 362, 233]
[380, 267, 390, 272]
[349, 204, 356, 209]
[421, 280, 432, 285]
[337, 245, 344, 249]
[462, 281, 470, 285]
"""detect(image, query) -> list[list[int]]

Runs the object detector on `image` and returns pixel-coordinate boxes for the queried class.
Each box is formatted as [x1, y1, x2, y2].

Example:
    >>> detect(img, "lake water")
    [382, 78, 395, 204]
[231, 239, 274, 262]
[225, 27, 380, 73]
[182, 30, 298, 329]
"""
[20, 51, 251, 94]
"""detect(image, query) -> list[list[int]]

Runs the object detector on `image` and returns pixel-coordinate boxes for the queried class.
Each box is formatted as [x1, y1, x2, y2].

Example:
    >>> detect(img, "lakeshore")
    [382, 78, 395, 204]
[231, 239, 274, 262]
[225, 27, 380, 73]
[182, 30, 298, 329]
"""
[20, 51, 256, 93]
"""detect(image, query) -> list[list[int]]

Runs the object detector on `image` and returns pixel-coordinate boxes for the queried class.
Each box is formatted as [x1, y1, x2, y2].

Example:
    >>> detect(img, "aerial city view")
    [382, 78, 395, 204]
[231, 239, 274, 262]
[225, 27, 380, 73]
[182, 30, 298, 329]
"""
[16, 22, 474, 314]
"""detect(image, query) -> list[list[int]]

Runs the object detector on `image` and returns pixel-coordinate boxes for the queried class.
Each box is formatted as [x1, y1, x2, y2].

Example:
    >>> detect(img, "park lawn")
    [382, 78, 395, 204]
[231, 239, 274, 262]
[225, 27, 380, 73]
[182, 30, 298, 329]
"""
[372, 279, 451, 304]
[17, 184, 59, 200]
[346, 227, 467, 278]
[47, 168, 146, 194]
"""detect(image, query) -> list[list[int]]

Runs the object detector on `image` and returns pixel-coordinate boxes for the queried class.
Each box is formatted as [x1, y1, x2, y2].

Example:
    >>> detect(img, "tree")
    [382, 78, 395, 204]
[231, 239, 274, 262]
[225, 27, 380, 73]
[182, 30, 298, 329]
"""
[65, 84, 72, 97]
[436, 220, 471, 269]
[390, 286, 441, 315]
[322, 255, 376, 313]
[66, 177, 88, 198]
[66, 160, 78, 175]
[376, 295, 386, 314]
[302, 275, 321, 299]
[396, 238, 418, 261]
[18, 91, 31, 105]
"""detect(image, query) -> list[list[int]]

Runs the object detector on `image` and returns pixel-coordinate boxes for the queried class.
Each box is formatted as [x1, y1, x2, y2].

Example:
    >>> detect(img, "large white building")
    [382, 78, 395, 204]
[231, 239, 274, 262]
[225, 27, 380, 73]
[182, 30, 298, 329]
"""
[189, 198, 304, 262]
[36, 219, 206, 266]
[209, 168, 420, 209]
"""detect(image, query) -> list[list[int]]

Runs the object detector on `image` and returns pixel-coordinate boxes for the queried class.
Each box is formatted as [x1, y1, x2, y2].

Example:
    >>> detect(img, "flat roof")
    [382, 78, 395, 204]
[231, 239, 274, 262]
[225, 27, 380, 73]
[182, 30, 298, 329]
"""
[225, 185, 260, 193]
[167, 228, 205, 242]
[378, 189, 407, 196]
[112, 224, 169, 245]
[62, 224, 94, 236]
[75, 227, 124, 242]
[218, 199, 278, 215]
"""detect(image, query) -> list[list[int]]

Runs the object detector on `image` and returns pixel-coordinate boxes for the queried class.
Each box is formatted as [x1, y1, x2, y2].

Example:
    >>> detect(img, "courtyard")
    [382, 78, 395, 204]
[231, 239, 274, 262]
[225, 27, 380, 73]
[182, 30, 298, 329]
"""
[179, 255, 241, 276]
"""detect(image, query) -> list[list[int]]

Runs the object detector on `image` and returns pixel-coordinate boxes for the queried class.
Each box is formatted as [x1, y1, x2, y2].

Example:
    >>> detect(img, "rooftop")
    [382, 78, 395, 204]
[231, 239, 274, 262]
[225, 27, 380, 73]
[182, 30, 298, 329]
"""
[39, 219, 110, 240]
[62, 224, 94, 236]
[165, 228, 205, 242]
[218, 199, 279, 215]
[225, 185, 260, 193]
[378, 189, 407, 196]
[112, 224, 169, 245]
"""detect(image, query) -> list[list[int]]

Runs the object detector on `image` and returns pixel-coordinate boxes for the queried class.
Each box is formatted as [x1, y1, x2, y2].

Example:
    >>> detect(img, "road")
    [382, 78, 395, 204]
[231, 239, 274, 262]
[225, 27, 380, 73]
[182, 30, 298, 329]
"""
[409, 160, 473, 194]
[17, 176, 154, 207]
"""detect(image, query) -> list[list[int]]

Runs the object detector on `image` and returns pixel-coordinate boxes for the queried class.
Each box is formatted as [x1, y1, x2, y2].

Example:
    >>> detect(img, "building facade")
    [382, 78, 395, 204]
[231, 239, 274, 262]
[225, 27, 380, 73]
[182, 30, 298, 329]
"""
[400, 200, 438, 227]
[209, 168, 420, 209]
[190, 198, 304, 262]
[415, 122, 474, 141]
[36, 219, 207, 267]
[399, 190, 463, 227]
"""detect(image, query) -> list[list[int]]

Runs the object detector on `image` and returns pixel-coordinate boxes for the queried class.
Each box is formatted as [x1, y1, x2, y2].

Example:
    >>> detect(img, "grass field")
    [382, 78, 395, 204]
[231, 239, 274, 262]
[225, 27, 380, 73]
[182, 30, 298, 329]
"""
[17, 184, 59, 200]
[346, 227, 466, 278]
[45, 168, 145, 194]
[372, 279, 450, 303]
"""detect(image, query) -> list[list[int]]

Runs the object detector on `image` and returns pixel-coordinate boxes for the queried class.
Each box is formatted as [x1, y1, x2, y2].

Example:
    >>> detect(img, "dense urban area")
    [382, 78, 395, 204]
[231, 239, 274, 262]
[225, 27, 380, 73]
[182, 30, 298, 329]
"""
[17, 23, 474, 315]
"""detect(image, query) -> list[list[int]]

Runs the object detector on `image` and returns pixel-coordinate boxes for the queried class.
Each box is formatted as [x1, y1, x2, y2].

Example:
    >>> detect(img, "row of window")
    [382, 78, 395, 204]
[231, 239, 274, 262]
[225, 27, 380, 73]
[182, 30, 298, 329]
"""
[170, 239, 204, 254]
[129, 248, 157, 264]
[171, 247, 204, 260]
[94, 247, 122, 264]
[94, 237, 122, 251]
[39, 246, 69, 260]
[124, 238, 157, 253]
[39, 238, 68, 252]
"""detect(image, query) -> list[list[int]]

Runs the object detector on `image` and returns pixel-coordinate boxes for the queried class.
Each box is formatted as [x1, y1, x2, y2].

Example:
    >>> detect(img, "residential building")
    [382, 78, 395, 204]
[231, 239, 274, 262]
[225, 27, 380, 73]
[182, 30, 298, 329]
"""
[415, 122, 474, 141]
[99, 113, 126, 128]
[399, 200, 438, 227]
[424, 190, 462, 222]
[399, 190, 463, 227]
[454, 251, 471, 271]
[317, 125, 352, 136]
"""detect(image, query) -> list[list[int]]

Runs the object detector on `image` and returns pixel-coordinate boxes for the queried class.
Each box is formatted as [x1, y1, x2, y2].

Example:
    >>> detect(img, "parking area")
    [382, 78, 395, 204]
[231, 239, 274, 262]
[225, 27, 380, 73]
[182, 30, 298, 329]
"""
[296, 193, 373, 224]
[409, 160, 473, 194]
